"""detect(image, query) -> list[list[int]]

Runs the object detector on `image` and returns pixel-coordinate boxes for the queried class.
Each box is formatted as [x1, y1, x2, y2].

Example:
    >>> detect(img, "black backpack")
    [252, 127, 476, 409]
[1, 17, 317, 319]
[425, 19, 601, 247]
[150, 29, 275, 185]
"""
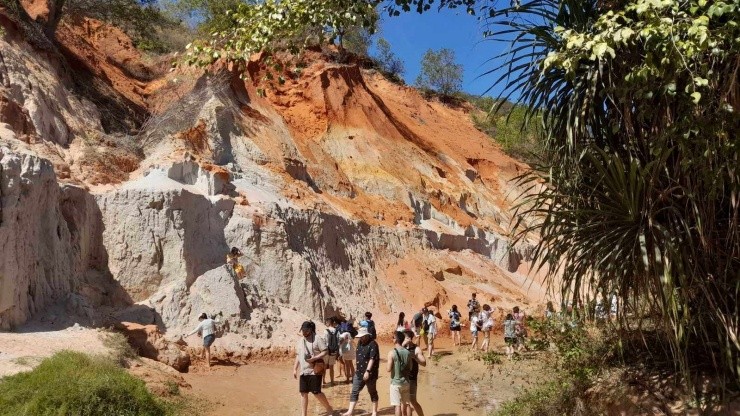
[422, 317, 430, 332]
[326, 329, 340, 355]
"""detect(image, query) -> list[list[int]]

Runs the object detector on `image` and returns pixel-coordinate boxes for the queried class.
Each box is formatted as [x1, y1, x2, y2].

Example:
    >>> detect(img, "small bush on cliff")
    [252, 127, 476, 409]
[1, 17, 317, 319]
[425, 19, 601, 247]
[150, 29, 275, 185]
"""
[0, 351, 168, 416]
[415, 48, 463, 99]
[372, 37, 405, 83]
[462, 94, 543, 162]
[63, 0, 192, 53]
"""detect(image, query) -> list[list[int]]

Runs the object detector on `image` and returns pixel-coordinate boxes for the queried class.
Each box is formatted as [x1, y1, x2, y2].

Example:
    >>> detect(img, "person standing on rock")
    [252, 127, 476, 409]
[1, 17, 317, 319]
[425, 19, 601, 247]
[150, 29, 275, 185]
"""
[448, 305, 462, 347]
[467, 293, 480, 322]
[341, 327, 379, 416]
[403, 329, 426, 416]
[293, 321, 335, 416]
[186, 312, 221, 368]
[387, 331, 412, 416]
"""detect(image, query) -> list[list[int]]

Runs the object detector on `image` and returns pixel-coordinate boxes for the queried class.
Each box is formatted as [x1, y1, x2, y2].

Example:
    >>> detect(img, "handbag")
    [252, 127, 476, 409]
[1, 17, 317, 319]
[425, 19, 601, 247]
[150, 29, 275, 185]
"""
[304, 340, 326, 375]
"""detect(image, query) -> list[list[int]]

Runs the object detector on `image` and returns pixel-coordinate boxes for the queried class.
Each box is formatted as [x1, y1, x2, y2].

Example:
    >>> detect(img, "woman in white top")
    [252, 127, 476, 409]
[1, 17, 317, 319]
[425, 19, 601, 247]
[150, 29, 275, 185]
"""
[396, 312, 409, 332]
[339, 331, 355, 382]
[479, 304, 494, 352]
[187, 312, 221, 367]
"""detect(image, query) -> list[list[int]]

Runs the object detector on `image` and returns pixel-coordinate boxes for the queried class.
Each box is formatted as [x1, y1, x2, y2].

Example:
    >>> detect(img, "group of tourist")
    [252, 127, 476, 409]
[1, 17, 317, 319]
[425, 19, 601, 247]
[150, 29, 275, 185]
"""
[295, 312, 427, 416]
[292, 296, 532, 416]
[466, 293, 528, 359]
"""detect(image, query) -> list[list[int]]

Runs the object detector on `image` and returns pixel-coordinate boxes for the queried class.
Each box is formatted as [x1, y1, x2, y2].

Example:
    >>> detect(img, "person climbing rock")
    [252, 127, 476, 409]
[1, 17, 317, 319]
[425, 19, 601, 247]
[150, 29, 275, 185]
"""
[226, 247, 246, 279]
[186, 311, 221, 368]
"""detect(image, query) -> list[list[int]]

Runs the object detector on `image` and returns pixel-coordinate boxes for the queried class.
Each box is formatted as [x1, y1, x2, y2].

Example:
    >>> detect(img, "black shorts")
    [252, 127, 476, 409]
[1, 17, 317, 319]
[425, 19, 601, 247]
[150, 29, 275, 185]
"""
[450, 326, 461, 332]
[504, 337, 516, 345]
[299, 374, 322, 394]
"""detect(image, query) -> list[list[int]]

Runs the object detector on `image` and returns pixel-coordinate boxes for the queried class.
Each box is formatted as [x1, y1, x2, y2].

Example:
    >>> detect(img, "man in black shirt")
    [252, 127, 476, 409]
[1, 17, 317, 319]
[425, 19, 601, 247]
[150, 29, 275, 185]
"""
[403, 329, 427, 416]
[341, 327, 379, 416]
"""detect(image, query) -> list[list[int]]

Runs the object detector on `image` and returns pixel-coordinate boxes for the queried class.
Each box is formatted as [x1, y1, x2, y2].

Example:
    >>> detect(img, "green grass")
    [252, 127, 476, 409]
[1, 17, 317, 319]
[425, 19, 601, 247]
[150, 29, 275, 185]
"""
[0, 351, 168, 416]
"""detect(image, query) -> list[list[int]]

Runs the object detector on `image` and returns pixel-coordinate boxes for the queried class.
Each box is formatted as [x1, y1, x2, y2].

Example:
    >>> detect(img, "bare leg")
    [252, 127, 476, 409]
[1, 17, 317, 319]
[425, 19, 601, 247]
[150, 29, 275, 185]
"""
[205, 346, 211, 367]
[342, 401, 357, 416]
[314, 393, 333, 414]
[411, 400, 425, 416]
[301, 393, 309, 416]
[370, 400, 379, 416]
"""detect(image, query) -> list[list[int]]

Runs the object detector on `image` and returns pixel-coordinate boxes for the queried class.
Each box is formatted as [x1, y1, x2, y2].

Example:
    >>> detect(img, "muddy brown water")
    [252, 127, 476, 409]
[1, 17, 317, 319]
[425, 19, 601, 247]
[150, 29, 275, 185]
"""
[183, 337, 548, 415]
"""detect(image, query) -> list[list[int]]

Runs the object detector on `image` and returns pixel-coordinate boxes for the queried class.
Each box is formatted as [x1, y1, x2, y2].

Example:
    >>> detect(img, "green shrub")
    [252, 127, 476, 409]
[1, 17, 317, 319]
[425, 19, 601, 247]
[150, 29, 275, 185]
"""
[102, 331, 139, 366]
[0, 351, 168, 416]
[493, 377, 586, 416]
[475, 350, 504, 367]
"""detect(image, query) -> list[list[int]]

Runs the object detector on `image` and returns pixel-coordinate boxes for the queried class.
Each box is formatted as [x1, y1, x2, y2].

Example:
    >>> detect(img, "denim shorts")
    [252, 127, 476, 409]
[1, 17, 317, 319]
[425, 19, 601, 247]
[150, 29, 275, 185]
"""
[203, 334, 215, 347]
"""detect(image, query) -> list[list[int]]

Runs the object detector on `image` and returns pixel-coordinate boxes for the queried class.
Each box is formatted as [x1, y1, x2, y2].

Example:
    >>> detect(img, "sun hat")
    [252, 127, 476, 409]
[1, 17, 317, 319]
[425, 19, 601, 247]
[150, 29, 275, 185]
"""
[355, 327, 371, 338]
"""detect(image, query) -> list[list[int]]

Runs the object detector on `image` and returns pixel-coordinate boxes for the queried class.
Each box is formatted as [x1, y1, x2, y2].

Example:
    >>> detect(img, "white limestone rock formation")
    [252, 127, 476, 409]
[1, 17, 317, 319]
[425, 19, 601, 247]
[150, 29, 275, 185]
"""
[0, 149, 74, 328]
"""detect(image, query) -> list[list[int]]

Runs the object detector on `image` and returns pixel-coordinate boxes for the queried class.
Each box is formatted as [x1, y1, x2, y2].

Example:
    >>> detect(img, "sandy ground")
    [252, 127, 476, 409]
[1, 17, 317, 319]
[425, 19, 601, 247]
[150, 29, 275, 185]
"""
[182, 335, 548, 416]
[0, 325, 110, 377]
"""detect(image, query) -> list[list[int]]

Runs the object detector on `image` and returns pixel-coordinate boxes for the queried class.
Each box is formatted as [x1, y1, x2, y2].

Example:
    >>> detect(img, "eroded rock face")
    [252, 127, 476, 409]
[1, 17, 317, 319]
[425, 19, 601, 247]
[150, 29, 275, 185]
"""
[0, 18, 548, 367]
[0, 35, 101, 145]
[117, 322, 190, 372]
[0, 149, 73, 328]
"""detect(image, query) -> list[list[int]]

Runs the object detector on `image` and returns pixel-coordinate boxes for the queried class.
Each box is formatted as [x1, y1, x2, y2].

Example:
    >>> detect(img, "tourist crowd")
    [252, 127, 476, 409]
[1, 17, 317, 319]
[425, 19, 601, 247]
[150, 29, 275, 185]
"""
[291, 293, 532, 416]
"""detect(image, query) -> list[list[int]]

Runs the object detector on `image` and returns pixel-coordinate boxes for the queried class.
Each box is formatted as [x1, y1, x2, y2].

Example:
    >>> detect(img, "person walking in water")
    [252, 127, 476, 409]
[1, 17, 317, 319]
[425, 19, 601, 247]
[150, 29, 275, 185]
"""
[324, 317, 340, 386]
[293, 321, 334, 416]
[341, 327, 379, 416]
[387, 331, 412, 416]
[187, 312, 221, 368]
[422, 308, 437, 357]
[403, 330, 426, 416]
[339, 324, 356, 383]
[448, 305, 462, 346]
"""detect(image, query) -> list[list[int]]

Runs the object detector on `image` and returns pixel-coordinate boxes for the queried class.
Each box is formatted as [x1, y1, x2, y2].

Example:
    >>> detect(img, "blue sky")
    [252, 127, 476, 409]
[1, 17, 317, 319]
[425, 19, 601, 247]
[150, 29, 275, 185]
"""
[371, 8, 512, 98]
